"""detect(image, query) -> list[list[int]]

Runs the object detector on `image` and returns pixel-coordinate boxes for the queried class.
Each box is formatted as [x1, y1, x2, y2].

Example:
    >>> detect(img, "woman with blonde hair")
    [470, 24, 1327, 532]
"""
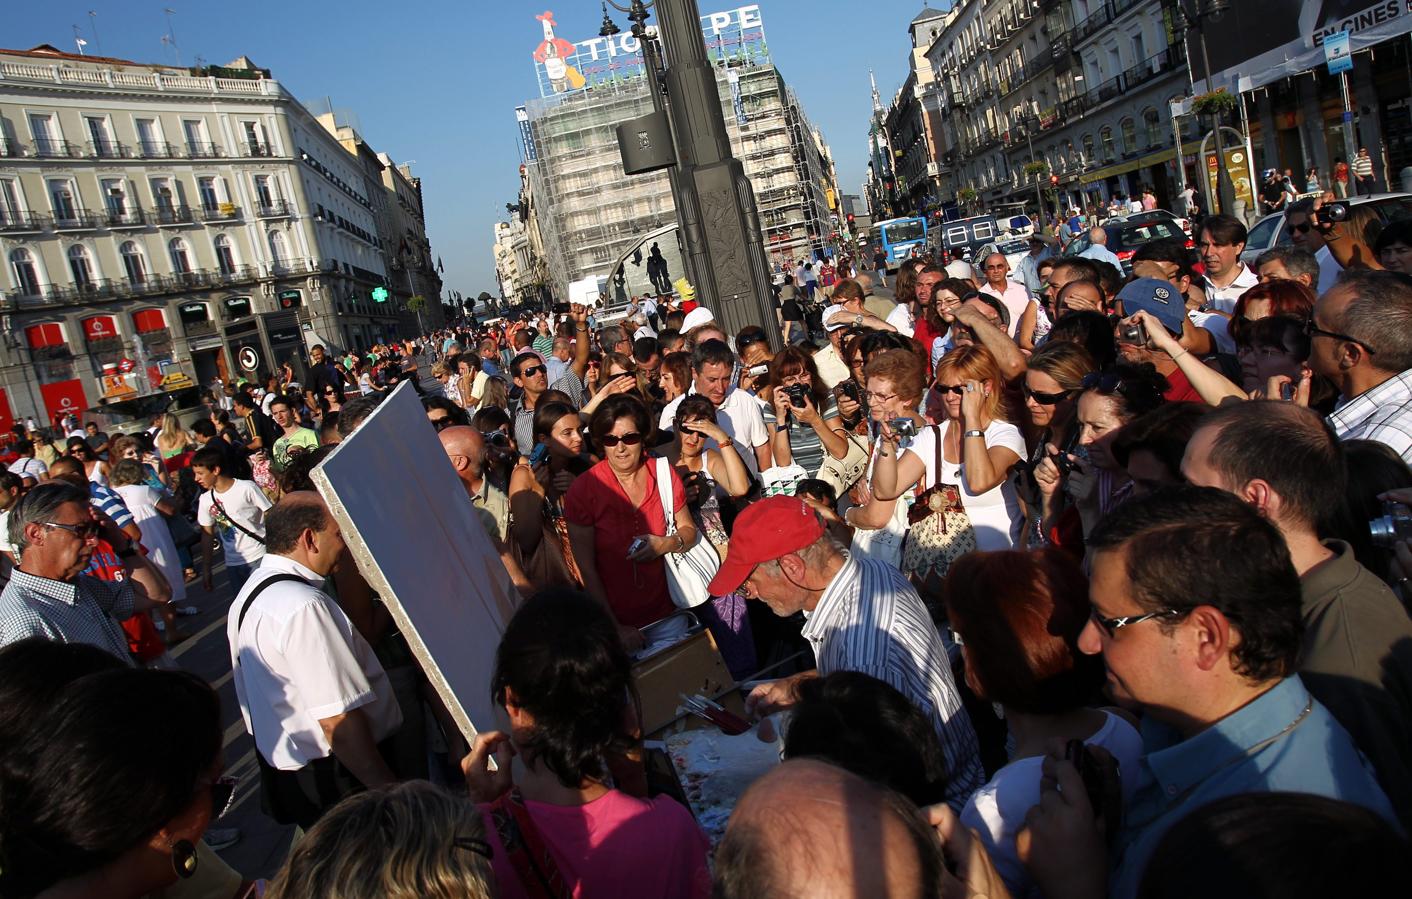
[266, 781, 495, 899]
[873, 344, 1026, 580]
[155, 412, 190, 461]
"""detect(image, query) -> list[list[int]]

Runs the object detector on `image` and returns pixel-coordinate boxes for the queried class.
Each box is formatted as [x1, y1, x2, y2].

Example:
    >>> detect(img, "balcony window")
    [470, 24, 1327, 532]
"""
[1100, 127, 1115, 163]
[1143, 108, 1162, 148]
[1120, 118, 1136, 155]
[9, 248, 42, 296]
[215, 234, 237, 275]
[120, 242, 147, 285]
[48, 180, 78, 221]
[67, 245, 96, 289]
[198, 177, 220, 212]
[168, 238, 192, 275]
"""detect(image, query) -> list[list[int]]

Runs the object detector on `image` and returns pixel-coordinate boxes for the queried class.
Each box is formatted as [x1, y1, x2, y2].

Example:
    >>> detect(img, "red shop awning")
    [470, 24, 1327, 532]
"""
[24, 323, 65, 348]
[133, 309, 167, 333]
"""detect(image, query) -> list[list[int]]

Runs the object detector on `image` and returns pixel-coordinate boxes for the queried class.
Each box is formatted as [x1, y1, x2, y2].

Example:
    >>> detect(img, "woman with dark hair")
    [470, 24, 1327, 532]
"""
[944, 548, 1141, 898]
[783, 670, 952, 808]
[564, 394, 699, 648]
[1014, 341, 1098, 545]
[1375, 217, 1412, 273]
[1033, 361, 1169, 545]
[762, 345, 848, 475]
[1339, 439, 1412, 584]
[0, 665, 227, 899]
[66, 437, 109, 486]
[670, 395, 754, 677]
[507, 401, 593, 592]
[465, 589, 710, 898]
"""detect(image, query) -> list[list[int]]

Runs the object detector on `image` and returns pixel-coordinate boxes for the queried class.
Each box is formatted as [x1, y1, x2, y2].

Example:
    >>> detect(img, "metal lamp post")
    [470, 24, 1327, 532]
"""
[1180, 0, 1237, 216]
[602, 0, 779, 349]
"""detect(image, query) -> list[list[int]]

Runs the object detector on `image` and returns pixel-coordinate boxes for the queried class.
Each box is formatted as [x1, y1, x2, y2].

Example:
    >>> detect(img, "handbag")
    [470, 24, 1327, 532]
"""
[817, 431, 870, 496]
[655, 457, 720, 610]
[902, 425, 977, 580]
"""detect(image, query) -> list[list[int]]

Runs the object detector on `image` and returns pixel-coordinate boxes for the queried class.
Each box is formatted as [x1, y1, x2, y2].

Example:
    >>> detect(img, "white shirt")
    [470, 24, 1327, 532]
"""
[1189, 309, 1237, 355]
[812, 343, 850, 389]
[1329, 367, 1412, 463]
[660, 385, 769, 477]
[7, 457, 47, 480]
[1203, 263, 1260, 314]
[1315, 244, 1343, 296]
[197, 479, 272, 566]
[961, 711, 1144, 897]
[886, 302, 915, 337]
[229, 554, 402, 771]
[979, 282, 1033, 339]
[906, 421, 1027, 550]
[114, 484, 186, 605]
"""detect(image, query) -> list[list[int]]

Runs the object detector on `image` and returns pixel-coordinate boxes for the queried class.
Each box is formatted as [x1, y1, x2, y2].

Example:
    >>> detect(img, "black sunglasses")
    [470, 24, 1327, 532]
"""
[932, 384, 969, 396]
[517, 364, 546, 378]
[1024, 383, 1074, 405]
[600, 432, 643, 447]
[1288, 221, 1312, 235]
[1302, 316, 1375, 354]
[429, 416, 453, 431]
[1081, 371, 1126, 394]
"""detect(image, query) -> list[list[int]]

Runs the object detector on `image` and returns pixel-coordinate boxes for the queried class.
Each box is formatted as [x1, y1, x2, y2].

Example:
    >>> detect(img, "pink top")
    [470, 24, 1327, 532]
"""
[482, 790, 711, 899]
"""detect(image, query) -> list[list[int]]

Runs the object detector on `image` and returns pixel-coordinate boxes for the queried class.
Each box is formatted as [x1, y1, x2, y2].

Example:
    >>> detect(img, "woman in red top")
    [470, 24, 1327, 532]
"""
[564, 394, 698, 649]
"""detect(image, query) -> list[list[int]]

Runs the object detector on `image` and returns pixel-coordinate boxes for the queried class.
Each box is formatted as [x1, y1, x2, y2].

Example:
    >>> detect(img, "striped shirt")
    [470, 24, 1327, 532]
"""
[801, 553, 984, 807]
[88, 481, 134, 529]
[761, 394, 842, 477]
[1329, 368, 1412, 464]
[0, 569, 135, 661]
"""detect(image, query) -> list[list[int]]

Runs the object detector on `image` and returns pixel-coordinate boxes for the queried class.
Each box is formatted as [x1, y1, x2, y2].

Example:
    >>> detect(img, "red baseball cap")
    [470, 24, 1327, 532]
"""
[706, 496, 826, 597]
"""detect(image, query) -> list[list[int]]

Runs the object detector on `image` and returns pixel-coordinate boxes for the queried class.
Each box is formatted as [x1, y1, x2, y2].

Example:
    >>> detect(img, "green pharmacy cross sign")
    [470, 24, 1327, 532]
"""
[372, 286, 390, 303]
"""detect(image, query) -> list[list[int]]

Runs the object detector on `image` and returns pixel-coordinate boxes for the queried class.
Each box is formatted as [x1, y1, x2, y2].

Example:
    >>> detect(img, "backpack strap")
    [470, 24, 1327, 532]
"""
[232, 573, 308, 666]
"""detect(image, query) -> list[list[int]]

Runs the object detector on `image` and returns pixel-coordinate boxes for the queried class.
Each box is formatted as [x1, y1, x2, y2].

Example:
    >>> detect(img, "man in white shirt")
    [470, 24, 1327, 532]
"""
[1079, 227, 1123, 271]
[1312, 270, 1412, 463]
[228, 491, 401, 828]
[193, 445, 271, 594]
[659, 339, 771, 477]
[1198, 214, 1260, 312]
[6, 440, 47, 481]
[978, 253, 1037, 349]
[1285, 199, 1344, 295]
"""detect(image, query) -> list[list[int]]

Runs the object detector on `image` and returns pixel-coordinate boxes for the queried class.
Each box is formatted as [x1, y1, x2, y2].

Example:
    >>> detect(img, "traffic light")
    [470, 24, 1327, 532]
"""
[1050, 174, 1059, 186]
[372, 286, 389, 303]
[846, 213, 855, 225]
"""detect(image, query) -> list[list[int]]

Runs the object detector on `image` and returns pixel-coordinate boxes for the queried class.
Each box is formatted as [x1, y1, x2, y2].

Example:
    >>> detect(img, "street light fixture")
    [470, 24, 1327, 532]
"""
[1178, 0, 1238, 217]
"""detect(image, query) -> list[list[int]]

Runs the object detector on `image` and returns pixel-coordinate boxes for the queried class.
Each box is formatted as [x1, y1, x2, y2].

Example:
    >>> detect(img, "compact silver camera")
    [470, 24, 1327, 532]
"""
[891, 417, 917, 449]
[1370, 500, 1412, 549]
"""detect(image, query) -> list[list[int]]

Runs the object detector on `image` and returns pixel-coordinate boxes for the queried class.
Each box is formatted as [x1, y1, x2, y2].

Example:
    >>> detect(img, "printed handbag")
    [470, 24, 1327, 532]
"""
[817, 431, 870, 496]
[902, 426, 977, 579]
[655, 457, 721, 609]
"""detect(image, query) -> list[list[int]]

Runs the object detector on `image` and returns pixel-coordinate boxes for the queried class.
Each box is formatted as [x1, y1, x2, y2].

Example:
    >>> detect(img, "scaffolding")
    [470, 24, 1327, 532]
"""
[522, 61, 835, 297]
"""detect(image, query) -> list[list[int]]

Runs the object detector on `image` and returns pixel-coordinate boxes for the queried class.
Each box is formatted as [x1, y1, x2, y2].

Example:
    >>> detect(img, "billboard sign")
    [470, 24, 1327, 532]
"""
[1204, 1, 1411, 93]
[531, 5, 769, 98]
[40, 379, 88, 424]
[1324, 29, 1354, 73]
[516, 106, 539, 161]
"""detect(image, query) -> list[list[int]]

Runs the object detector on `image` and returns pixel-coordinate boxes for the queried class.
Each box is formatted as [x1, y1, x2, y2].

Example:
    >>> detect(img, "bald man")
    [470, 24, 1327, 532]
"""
[438, 426, 531, 594]
[1080, 225, 1123, 271]
[715, 760, 943, 899]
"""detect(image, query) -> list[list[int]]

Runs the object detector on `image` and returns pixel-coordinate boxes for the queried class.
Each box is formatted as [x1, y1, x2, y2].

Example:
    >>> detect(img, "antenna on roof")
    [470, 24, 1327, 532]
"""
[163, 7, 181, 66]
[87, 11, 103, 55]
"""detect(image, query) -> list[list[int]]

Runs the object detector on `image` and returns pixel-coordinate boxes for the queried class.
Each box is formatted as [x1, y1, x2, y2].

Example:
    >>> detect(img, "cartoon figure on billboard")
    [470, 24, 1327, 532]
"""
[534, 11, 586, 93]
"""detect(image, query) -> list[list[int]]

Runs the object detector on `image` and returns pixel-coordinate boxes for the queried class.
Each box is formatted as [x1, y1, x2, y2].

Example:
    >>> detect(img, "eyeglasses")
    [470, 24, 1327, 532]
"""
[429, 416, 453, 431]
[864, 390, 898, 404]
[848, 357, 866, 367]
[932, 383, 969, 396]
[1081, 371, 1126, 394]
[600, 432, 643, 447]
[42, 521, 100, 541]
[1023, 383, 1074, 405]
[1090, 606, 1181, 637]
[1287, 221, 1312, 235]
[209, 776, 237, 818]
[1302, 316, 1375, 354]
[517, 365, 546, 378]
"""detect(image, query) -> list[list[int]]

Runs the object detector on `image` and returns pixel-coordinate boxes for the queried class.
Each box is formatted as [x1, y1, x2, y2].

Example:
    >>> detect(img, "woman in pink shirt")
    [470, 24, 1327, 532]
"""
[465, 589, 711, 899]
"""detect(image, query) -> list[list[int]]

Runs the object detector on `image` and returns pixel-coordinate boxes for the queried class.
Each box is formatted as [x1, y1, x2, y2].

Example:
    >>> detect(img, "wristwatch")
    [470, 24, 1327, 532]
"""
[854, 314, 864, 327]
[963, 429, 986, 440]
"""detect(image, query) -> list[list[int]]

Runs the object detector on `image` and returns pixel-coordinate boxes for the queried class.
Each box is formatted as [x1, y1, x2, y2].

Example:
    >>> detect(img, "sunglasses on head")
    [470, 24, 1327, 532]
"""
[1024, 383, 1074, 404]
[600, 432, 643, 447]
[1081, 371, 1126, 394]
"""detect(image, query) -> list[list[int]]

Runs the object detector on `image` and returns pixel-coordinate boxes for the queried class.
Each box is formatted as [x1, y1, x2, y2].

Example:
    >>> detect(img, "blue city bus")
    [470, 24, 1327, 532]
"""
[876, 216, 928, 270]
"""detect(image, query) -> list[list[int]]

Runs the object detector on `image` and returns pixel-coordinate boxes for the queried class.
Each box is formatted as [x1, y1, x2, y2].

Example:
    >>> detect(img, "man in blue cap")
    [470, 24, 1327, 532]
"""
[1114, 278, 1205, 403]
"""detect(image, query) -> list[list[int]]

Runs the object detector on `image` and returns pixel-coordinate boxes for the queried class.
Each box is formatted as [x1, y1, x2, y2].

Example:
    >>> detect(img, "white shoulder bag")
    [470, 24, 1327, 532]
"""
[655, 456, 720, 609]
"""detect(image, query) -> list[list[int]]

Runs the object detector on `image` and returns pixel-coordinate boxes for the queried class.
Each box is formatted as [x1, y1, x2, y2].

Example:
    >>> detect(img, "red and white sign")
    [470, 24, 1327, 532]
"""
[24, 323, 65, 349]
[81, 315, 118, 342]
[40, 379, 88, 423]
[118, 358, 137, 373]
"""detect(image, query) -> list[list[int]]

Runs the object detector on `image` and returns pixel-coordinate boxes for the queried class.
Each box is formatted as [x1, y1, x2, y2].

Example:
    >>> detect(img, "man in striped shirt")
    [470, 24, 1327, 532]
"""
[708, 496, 984, 808]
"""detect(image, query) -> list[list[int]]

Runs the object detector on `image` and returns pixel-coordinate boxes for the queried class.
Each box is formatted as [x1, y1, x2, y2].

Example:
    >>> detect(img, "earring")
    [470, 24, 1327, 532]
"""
[171, 839, 198, 879]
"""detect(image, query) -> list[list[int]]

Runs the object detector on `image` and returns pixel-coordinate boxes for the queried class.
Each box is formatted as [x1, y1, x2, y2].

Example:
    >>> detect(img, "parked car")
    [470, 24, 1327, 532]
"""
[1062, 218, 1190, 274]
[1113, 208, 1192, 235]
[1239, 193, 1412, 264]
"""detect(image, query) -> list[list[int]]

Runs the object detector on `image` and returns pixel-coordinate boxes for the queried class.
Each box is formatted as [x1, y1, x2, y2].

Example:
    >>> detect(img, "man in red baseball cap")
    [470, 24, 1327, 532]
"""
[715, 497, 983, 809]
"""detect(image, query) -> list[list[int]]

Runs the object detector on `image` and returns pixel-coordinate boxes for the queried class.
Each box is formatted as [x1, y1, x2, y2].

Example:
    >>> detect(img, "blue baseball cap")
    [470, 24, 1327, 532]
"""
[1117, 278, 1186, 336]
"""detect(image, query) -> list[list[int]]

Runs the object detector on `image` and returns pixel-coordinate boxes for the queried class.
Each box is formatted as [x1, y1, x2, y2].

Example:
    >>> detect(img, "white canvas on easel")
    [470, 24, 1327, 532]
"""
[312, 381, 516, 743]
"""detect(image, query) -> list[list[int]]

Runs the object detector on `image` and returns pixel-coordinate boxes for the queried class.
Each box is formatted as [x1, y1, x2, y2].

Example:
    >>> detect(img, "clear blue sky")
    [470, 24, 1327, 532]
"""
[7, 1, 923, 301]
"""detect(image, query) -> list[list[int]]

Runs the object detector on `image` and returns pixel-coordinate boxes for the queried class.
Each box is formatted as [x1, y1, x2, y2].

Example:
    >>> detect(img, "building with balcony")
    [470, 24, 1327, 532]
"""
[921, 0, 1194, 220]
[880, 7, 950, 218]
[0, 44, 430, 430]
[518, 47, 837, 298]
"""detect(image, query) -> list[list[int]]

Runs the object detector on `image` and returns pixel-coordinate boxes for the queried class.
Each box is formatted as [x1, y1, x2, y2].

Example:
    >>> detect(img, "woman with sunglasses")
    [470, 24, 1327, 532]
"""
[564, 394, 699, 651]
[508, 401, 594, 593]
[1014, 342, 1097, 546]
[873, 345, 1026, 579]
[1032, 361, 1168, 546]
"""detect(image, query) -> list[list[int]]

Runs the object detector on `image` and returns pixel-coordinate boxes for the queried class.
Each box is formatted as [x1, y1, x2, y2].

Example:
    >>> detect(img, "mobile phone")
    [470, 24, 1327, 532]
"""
[1052, 428, 1082, 475]
[747, 364, 770, 377]
[837, 379, 862, 404]
[553, 302, 570, 314]
[1064, 740, 1105, 818]
[1280, 381, 1296, 401]
[626, 536, 648, 558]
[529, 443, 549, 466]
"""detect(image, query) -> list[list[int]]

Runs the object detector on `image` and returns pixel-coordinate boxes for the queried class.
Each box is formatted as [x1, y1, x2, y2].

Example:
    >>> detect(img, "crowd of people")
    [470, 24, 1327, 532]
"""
[2, 201, 1412, 898]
